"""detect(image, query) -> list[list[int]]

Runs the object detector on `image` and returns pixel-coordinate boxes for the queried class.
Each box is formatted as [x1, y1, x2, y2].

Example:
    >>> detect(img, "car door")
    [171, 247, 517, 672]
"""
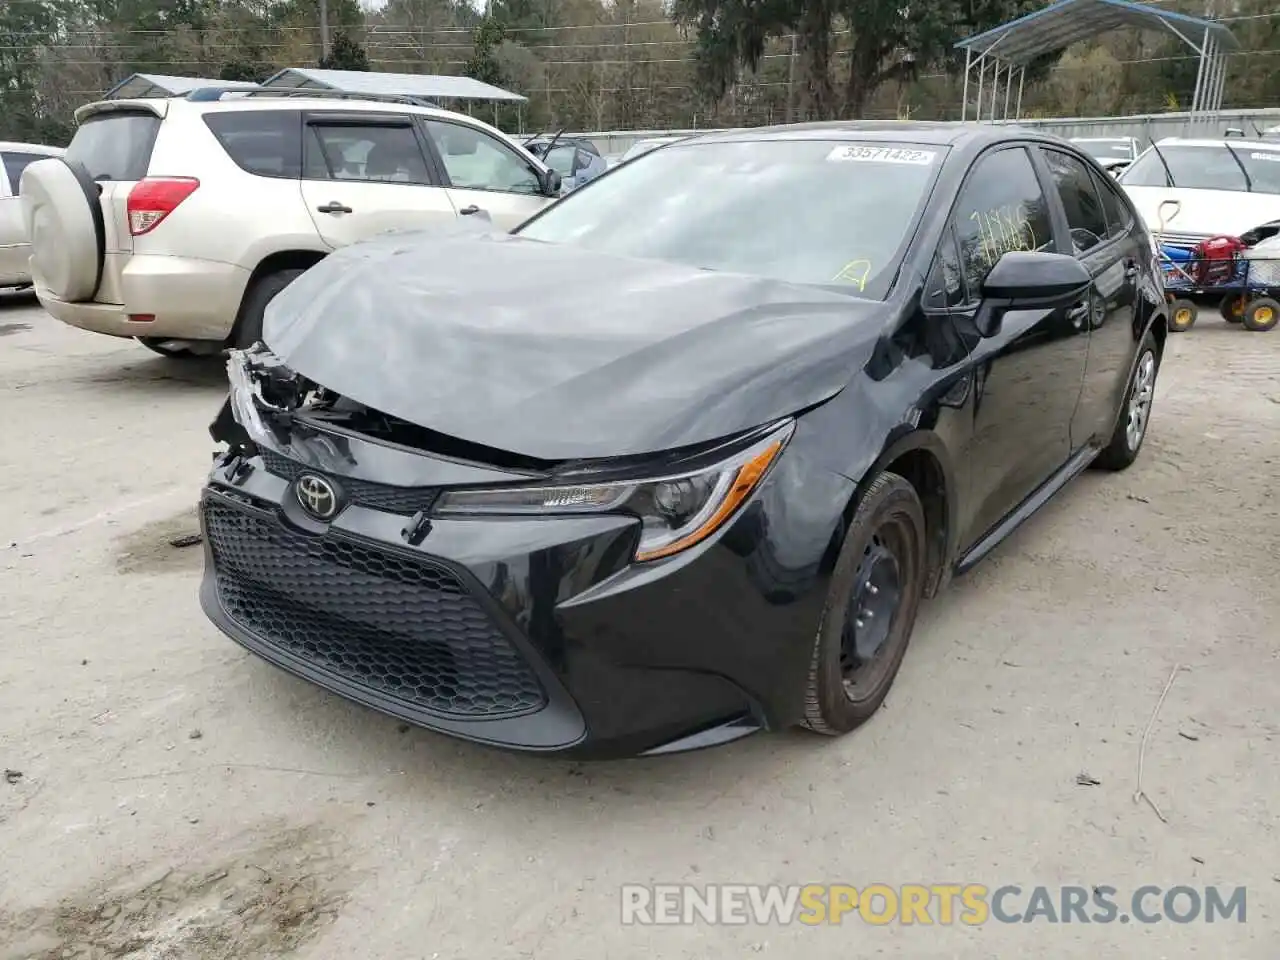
[1040, 147, 1145, 449]
[420, 118, 553, 231]
[299, 113, 458, 248]
[0, 156, 21, 284]
[947, 145, 1092, 553]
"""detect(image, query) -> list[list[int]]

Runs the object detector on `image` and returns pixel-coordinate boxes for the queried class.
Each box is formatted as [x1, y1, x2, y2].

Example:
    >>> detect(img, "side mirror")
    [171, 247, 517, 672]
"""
[976, 252, 1092, 337]
[539, 168, 562, 197]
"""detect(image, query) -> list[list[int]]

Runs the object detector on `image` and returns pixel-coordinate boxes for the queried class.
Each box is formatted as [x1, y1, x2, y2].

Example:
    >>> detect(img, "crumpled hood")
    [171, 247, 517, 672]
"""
[263, 225, 884, 460]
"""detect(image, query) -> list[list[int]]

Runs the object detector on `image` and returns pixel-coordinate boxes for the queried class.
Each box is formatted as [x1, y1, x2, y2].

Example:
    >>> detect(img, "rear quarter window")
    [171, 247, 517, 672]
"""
[66, 111, 161, 181]
[204, 111, 302, 179]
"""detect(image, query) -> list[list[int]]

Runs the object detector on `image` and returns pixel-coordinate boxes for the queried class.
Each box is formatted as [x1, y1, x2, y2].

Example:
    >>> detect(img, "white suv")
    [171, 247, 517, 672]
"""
[21, 93, 561, 357]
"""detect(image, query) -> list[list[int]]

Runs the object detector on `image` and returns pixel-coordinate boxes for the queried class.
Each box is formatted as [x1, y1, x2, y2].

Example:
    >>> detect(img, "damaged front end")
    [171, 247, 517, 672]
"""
[198, 346, 812, 757]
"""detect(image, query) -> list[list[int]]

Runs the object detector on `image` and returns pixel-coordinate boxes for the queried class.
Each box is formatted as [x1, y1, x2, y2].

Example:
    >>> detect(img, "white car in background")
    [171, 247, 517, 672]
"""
[616, 135, 690, 165]
[0, 141, 65, 288]
[1118, 137, 1280, 250]
[19, 94, 559, 357]
[1070, 136, 1140, 176]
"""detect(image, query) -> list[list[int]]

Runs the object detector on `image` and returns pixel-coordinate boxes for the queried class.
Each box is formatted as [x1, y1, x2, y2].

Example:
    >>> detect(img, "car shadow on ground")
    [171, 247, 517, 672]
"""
[73, 351, 231, 392]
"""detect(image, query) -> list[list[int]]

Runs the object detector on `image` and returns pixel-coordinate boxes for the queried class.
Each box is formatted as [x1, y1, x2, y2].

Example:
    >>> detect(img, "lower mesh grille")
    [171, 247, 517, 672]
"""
[203, 495, 546, 719]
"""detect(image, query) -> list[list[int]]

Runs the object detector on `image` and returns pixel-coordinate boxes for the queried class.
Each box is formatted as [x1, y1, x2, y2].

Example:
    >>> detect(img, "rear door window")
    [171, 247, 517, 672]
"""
[204, 111, 302, 179]
[303, 122, 432, 184]
[1092, 170, 1134, 241]
[65, 111, 161, 181]
[1043, 149, 1109, 253]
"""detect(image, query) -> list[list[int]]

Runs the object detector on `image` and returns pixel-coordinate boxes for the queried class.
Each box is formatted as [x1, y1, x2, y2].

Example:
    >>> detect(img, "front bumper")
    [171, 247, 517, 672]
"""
[198, 434, 845, 759]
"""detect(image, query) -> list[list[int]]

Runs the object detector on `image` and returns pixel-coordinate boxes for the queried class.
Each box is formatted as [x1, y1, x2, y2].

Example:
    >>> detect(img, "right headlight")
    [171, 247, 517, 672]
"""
[433, 421, 794, 562]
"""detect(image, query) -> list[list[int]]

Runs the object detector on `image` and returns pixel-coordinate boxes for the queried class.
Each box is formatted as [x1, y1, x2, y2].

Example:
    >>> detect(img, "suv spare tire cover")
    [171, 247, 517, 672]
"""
[20, 157, 105, 302]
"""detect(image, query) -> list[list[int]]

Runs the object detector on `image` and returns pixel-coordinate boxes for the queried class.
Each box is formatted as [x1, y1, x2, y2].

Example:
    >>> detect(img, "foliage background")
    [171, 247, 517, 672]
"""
[3, 0, 1279, 143]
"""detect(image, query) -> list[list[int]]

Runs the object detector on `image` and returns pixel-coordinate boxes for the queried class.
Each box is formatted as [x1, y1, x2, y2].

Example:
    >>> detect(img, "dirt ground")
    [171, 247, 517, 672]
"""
[1, 291, 1277, 959]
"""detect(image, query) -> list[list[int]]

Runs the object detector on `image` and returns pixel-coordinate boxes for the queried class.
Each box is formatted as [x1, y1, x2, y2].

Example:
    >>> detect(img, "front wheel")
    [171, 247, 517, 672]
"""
[1093, 330, 1159, 472]
[801, 471, 926, 736]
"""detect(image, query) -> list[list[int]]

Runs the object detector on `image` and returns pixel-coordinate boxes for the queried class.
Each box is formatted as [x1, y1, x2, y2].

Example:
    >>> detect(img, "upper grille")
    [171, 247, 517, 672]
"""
[204, 496, 546, 719]
[259, 449, 438, 514]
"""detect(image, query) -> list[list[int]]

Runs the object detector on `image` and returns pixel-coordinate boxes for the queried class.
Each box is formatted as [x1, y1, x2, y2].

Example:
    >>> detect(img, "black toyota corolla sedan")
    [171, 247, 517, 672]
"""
[200, 122, 1166, 759]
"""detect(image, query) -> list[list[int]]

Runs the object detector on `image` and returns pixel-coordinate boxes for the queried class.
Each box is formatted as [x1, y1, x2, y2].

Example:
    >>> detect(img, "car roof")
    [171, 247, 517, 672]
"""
[688, 121, 1071, 153]
[1071, 136, 1135, 142]
[0, 141, 64, 155]
[79, 95, 500, 129]
[1154, 136, 1280, 150]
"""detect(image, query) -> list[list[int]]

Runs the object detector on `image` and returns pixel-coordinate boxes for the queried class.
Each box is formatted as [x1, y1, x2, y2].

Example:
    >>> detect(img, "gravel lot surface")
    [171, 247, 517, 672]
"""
[1, 292, 1277, 958]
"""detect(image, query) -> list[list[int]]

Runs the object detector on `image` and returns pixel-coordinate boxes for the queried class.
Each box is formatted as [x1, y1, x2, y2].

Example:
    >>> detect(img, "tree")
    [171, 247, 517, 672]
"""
[464, 15, 506, 87]
[320, 29, 370, 70]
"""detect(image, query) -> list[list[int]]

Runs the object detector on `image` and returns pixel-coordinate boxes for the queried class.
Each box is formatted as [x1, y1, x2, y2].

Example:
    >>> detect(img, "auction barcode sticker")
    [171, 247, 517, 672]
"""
[826, 145, 937, 165]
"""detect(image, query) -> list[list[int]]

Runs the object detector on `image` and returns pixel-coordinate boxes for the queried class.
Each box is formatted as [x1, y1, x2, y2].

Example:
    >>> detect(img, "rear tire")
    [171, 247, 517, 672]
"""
[1219, 293, 1246, 323]
[1242, 296, 1280, 332]
[1093, 330, 1159, 471]
[233, 269, 305, 349]
[800, 472, 926, 737]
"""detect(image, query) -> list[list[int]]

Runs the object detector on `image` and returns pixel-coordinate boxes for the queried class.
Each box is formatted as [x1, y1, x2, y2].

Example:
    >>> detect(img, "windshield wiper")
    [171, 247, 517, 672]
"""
[1147, 140, 1176, 187]
[1224, 145, 1255, 192]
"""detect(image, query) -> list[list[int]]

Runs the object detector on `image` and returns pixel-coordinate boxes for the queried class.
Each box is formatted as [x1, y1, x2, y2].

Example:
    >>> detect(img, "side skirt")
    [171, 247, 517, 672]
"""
[954, 443, 1099, 576]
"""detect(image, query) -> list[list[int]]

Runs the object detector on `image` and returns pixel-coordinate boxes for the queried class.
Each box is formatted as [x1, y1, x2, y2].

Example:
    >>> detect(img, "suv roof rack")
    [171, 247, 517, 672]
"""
[185, 87, 439, 108]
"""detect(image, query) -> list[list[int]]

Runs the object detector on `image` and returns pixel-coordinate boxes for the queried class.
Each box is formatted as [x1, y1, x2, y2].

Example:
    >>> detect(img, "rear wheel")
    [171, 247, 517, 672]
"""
[1219, 293, 1246, 323]
[1242, 296, 1280, 332]
[1094, 330, 1159, 471]
[1168, 298, 1197, 333]
[801, 472, 926, 736]
[233, 268, 305, 349]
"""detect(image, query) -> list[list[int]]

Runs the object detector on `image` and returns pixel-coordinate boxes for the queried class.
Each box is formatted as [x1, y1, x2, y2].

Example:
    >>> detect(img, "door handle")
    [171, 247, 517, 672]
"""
[316, 201, 352, 215]
[459, 205, 482, 215]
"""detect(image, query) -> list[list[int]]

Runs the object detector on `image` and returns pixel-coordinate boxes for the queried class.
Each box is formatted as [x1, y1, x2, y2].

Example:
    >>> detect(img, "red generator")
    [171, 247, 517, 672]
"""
[1191, 235, 1246, 286]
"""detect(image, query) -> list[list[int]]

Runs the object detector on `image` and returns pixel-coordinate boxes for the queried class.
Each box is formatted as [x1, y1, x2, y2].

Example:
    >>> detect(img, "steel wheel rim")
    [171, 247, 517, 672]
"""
[1126, 350, 1156, 450]
[840, 520, 912, 703]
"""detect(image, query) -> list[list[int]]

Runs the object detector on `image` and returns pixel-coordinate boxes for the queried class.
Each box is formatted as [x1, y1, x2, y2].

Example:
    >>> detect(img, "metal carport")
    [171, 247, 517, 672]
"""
[104, 74, 260, 99]
[955, 0, 1238, 129]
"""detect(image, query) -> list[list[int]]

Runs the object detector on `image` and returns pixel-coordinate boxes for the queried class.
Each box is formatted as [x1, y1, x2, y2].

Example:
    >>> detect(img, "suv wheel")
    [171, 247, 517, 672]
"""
[233, 269, 305, 349]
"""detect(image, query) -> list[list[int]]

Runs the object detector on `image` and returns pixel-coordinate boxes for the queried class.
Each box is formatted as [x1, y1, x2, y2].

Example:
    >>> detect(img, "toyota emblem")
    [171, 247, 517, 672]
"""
[295, 473, 340, 520]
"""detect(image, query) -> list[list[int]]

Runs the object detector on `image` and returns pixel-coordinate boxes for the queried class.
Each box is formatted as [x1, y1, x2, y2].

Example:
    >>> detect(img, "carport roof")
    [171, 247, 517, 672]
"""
[955, 0, 1239, 65]
[259, 68, 527, 103]
[104, 74, 260, 99]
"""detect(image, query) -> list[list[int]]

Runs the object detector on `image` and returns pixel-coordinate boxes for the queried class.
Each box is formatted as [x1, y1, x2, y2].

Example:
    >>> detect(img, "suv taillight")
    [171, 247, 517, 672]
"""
[127, 177, 200, 236]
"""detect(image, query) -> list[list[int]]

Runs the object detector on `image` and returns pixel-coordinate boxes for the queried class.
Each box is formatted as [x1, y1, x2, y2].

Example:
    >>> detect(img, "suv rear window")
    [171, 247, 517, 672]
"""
[66, 111, 160, 181]
[204, 111, 302, 179]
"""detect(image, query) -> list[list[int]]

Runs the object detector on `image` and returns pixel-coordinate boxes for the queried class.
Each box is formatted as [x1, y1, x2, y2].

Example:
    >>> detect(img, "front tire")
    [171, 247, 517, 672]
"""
[1242, 296, 1280, 332]
[1093, 330, 1159, 471]
[1168, 298, 1197, 333]
[801, 472, 926, 736]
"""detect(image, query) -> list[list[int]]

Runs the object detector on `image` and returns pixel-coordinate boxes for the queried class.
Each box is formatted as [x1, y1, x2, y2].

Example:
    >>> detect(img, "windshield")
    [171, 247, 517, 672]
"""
[1075, 139, 1135, 161]
[515, 139, 944, 299]
[1120, 144, 1280, 194]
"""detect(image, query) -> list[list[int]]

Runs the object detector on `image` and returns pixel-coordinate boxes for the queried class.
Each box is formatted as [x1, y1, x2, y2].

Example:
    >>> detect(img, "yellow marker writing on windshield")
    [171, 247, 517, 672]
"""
[831, 259, 872, 290]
